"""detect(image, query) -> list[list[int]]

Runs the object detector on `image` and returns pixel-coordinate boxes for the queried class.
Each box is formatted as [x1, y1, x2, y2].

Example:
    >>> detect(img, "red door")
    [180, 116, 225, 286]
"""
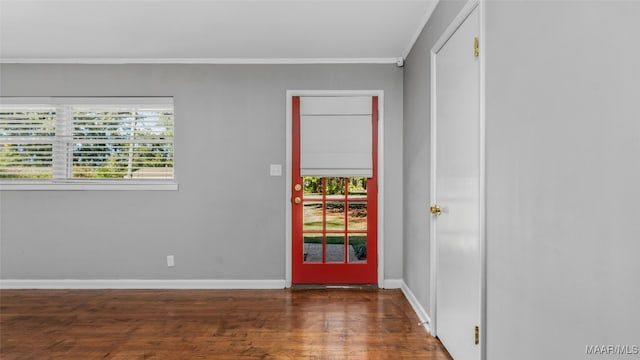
[292, 96, 378, 284]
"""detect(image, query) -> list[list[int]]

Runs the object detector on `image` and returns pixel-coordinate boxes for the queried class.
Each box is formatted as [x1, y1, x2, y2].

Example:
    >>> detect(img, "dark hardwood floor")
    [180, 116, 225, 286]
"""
[0, 289, 452, 359]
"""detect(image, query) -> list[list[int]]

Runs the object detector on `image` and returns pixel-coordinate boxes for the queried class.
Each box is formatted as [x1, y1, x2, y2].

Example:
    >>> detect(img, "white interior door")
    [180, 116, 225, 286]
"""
[431, 5, 481, 360]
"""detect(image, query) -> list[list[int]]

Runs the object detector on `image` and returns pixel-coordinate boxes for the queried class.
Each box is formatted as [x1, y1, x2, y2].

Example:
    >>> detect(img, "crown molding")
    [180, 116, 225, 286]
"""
[402, 0, 440, 59]
[0, 58, 399, 65]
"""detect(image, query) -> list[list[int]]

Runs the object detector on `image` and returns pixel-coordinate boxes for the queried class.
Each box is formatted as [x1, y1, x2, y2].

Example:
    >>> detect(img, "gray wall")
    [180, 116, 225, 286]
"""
[404, 0, 640, 359]
[485, 1, 640, 359]
[403, 0, 467, 318]
[0, 64, 404, 281]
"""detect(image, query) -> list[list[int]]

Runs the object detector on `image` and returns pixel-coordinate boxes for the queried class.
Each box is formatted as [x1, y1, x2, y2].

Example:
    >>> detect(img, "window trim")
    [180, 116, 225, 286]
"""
[0, 97, 177, 191]
[0, 180, 177, 191]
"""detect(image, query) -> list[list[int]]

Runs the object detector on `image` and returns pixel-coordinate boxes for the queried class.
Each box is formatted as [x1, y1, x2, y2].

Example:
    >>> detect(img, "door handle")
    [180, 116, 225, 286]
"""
[430, 205, 442, 216]
[294, 197, 302, 205]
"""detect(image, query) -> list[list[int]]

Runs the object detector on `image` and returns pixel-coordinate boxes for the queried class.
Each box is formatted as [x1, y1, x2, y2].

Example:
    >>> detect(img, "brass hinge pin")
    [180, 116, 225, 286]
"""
[474, 37, 479, 57]
[475, 325, 479, 345]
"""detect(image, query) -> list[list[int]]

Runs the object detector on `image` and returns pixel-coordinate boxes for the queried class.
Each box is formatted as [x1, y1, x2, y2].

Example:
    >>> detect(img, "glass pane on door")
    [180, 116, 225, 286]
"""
[300, 176, 371, 265]
[348, 177, 368, 197]
[303, 201, 323, 231]
[303, 234, 323, 263]
[326, 234, 345, 263]
[326, 201, 345, 230]
[303, 176, 323, 198]
[347, 203, 367, 231]
[349, 235, 367, 263]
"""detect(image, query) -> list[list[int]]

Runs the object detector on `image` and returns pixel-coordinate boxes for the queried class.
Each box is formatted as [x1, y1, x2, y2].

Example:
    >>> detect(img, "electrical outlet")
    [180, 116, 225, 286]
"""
[167, 255, 175, 267]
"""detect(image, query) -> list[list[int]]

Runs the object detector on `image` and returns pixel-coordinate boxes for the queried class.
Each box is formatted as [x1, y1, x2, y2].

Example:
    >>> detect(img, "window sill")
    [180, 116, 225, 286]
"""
[0, 180, 178, 191]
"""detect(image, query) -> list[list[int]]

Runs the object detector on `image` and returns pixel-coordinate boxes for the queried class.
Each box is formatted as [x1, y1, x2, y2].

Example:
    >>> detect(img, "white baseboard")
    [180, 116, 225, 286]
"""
[0, 279, 286, 290]
[400, 280, 433, 334]
[381, 278, 403, 289]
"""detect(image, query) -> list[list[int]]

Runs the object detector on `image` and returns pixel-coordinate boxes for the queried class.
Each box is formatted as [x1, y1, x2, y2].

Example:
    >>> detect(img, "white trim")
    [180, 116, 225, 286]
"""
[376, 95, 385, 288]
[400, 281, 433, 334]
[0, 181, 179, 193]
[0, 182, 178, 191]
[402, 0, 441, 59]
[432, 0, 479, 54]
[0, 96, 173, 106]
[0, 0, 405, 3]
[0, 58, 399, 65]
[285, 90, 384, 288]
[285, 94, 293, 288]
[479, 1, 487, 358]
[381, 279, 402, 289]
[286, 90, 385, 97]
[429, 36, 439, 339]
[0, 279, 286, 290]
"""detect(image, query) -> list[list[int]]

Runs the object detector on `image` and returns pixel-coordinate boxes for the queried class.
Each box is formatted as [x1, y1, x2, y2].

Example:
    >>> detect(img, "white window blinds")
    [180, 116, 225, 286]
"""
[300, 96, 373, 177]
[73, 106, 174, 179]
[0, 98, 174, 183]
[0, 106, 56, 179]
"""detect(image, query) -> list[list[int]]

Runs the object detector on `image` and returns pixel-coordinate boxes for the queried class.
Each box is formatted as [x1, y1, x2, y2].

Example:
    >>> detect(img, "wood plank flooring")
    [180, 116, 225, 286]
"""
[0, 289, 452, 359]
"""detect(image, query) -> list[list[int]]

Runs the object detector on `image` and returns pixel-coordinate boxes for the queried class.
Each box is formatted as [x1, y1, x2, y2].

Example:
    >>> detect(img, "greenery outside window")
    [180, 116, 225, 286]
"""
[0, 97, 176, 190]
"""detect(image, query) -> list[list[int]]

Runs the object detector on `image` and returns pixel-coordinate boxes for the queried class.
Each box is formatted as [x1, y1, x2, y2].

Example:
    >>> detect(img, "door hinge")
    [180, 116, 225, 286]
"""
[474, 37, 479, 57]
[475, 325, 480, 345]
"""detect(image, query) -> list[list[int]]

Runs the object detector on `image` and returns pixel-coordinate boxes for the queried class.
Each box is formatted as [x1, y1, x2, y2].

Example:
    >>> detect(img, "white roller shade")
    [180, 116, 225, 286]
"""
[300, 96, 373, 177]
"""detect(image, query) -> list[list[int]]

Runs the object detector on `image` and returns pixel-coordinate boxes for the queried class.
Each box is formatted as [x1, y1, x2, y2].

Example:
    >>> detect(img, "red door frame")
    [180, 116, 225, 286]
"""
[292, 96, 378, 284]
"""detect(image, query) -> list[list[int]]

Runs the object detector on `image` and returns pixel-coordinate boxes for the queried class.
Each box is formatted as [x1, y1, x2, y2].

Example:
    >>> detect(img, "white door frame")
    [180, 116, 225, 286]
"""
[285, 90, 385, 288]
[429, 0, 486, 358]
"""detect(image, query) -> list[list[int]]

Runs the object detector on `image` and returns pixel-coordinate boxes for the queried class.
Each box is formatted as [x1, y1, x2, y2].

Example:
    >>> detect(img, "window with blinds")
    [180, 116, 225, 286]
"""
[0, 106, 56, 179]
[0, 98, 175, 189]
[72, 106, 174, 179]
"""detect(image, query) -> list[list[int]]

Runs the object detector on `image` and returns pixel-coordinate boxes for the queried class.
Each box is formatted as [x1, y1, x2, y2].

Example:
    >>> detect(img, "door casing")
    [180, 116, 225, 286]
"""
[429, 0, 486, 359]
[285, 90, 384, 288]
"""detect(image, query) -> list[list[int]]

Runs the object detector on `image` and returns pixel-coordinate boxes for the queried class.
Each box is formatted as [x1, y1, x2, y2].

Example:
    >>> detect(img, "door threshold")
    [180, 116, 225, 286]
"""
[291, 284, 378, 290]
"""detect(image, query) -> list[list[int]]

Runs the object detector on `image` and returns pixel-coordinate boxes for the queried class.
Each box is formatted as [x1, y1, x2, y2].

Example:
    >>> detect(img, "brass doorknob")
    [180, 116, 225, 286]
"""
[430, 205, 442, 216]
[294, 197, 302, 204]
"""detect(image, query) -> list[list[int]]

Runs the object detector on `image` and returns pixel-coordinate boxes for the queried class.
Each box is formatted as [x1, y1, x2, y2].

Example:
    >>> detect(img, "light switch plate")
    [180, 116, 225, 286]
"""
[270, 164, 282, 176]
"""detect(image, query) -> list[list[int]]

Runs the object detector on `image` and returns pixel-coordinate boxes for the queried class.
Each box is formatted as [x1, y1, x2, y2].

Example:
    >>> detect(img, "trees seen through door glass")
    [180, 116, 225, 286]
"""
[302, 177, 369, 264]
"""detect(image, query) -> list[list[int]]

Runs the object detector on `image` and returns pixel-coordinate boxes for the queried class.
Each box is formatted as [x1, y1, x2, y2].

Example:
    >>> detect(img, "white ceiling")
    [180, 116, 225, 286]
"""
[0, 0, 438, 64]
